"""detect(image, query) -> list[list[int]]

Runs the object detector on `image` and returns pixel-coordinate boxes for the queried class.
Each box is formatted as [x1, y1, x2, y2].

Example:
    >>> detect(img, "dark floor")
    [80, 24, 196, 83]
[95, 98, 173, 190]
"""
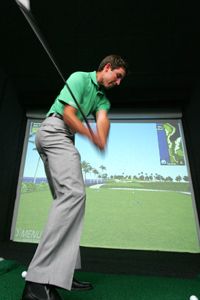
[0, 241, 200, 278]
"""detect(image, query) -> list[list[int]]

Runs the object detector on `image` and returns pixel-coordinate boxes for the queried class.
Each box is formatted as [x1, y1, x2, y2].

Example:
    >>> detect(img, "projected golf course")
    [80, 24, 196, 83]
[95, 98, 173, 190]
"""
[11, 119, 200, 253]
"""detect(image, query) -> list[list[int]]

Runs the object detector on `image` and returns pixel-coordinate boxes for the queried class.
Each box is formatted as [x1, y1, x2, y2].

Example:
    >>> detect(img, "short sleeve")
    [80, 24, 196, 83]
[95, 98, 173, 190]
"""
[95, 97, 111, 113]
[58, 72, 84, 109]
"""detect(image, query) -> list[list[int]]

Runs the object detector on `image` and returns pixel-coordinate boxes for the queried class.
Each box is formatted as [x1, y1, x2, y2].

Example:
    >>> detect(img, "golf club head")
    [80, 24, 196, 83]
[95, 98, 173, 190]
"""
[15, 0, 30, 11]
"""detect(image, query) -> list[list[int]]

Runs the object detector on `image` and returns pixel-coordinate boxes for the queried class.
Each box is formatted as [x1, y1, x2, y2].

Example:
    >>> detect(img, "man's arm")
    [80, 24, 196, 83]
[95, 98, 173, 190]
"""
[96, 110, 110, 148]
[63, 105, 107, 150]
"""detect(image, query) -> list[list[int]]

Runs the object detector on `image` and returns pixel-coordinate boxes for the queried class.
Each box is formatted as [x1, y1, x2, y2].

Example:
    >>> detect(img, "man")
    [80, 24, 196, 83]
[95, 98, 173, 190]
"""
[21, 54, 128, 300]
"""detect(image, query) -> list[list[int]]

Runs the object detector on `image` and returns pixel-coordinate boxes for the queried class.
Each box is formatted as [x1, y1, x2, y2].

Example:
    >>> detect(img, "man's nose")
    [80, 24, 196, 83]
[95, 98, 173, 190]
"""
[116, 78, 121, 85]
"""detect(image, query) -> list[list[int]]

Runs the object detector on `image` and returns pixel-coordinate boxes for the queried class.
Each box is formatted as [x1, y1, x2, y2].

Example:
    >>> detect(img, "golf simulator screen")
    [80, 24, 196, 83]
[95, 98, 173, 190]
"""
[11, 115, 200, 253]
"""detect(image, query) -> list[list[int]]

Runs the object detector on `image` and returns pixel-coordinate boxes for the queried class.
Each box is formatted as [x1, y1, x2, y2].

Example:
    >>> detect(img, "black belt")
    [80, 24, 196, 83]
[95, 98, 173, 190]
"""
[48, 113, 63, 120]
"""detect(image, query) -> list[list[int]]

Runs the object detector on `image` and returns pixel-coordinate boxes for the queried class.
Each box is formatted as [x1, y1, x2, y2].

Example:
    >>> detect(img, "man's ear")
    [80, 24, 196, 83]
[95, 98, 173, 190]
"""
[104, 63, 112, 72]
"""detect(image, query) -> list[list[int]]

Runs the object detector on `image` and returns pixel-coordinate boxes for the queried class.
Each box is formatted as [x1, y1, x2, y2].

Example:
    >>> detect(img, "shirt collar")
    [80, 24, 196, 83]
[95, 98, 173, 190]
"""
[90, 71, 98, 87]
[90, 71, 104, 94]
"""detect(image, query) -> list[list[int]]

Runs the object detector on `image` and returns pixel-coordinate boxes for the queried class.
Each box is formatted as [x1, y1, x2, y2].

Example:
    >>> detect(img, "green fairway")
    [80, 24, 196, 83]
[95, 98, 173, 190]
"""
[81, 188, 200, 252]
[13, 183, 200, 253]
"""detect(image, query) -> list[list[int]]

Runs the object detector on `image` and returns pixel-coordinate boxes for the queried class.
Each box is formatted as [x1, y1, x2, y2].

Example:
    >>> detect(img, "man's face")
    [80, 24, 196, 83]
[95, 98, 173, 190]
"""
[101, 64, 126, 89]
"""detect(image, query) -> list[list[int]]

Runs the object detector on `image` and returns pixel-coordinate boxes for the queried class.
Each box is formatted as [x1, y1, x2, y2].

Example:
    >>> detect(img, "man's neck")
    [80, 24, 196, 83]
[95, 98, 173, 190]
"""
[96, 71, 103, 85]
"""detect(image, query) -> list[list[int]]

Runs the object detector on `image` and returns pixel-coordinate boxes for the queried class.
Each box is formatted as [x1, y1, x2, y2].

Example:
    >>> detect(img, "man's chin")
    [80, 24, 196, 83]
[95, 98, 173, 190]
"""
[105, 84, 116, 90]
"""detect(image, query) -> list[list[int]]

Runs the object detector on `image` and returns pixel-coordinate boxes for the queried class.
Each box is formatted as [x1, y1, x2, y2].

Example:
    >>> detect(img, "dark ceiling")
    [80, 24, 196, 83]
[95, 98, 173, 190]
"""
[0, 0, 200, 110]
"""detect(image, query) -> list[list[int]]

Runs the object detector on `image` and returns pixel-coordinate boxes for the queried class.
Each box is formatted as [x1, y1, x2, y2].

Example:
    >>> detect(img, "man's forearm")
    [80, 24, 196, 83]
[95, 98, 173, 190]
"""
[96, 110, 110, 147]
[63, 105, 91, 138]
[63, 105, 105, 150]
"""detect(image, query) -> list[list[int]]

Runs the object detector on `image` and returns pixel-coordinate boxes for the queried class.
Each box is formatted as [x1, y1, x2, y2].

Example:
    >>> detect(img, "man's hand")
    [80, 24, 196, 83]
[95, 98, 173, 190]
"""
[63, 105, 109, 151]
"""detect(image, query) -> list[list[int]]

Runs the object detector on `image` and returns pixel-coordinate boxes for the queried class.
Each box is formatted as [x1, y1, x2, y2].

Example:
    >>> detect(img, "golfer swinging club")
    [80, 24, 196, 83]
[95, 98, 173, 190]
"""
[21, 54, 128, 300]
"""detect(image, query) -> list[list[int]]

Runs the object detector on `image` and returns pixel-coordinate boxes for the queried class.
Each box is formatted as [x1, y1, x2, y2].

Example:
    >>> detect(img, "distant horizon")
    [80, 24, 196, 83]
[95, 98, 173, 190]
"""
[21, 176, 189, 183]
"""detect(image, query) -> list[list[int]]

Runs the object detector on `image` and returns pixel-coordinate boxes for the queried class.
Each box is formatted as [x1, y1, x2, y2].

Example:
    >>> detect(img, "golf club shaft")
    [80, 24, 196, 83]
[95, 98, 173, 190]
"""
[16, 1, 94, 136]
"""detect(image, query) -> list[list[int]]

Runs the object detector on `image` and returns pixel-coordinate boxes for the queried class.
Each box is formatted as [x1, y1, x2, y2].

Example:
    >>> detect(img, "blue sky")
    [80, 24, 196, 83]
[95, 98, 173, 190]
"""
[23, 121, 189, 180]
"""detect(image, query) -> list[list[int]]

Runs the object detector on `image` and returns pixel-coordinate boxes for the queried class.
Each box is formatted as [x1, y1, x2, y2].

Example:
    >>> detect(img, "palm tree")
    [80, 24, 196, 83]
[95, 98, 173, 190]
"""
[99, 165, 106, 179]
[175, 175, 182, 182]
[92, 168, 99, 179]
[165, 176, 173, 182]
[81, 161, 91, 181]
[99, 165, 106, 172]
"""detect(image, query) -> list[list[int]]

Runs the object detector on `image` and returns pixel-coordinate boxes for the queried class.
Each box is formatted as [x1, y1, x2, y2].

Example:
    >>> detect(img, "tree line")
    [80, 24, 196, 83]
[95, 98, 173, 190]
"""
[81, 161, 189, 182]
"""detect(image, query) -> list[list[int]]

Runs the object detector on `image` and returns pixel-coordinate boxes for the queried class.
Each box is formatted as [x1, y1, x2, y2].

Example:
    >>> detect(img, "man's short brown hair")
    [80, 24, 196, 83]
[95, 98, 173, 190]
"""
[98, 54, 128, 74]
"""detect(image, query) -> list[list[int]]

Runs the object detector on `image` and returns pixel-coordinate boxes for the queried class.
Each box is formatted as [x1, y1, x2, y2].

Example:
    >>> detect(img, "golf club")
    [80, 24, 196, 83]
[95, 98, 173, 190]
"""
[15, 0, 94, 136]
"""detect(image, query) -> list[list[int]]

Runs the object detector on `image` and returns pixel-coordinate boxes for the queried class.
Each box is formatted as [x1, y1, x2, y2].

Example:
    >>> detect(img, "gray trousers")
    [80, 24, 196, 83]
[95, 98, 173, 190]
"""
[25, 117, 86, 290]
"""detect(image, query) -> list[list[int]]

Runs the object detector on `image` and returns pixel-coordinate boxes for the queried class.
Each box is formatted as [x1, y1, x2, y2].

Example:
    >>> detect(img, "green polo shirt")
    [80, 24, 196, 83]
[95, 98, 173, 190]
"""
[47, 71, 110, 121]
